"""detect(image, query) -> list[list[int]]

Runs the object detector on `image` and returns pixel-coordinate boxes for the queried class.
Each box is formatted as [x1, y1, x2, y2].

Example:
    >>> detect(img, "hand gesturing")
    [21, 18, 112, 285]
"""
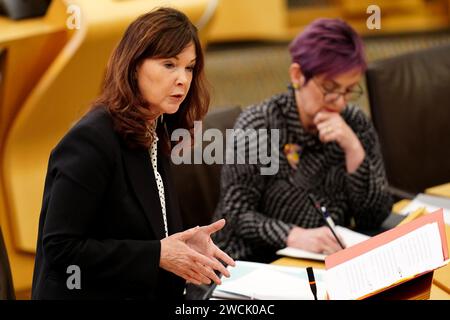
[159, 219, 235, 285]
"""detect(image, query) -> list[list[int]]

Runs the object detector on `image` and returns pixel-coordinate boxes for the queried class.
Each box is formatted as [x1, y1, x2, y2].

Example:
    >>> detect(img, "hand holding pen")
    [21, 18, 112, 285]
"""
[308, 194, 346, 250]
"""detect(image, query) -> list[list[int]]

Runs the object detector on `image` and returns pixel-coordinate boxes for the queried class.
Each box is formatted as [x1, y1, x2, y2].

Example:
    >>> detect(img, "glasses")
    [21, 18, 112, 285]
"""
[311, 78, 363, 104]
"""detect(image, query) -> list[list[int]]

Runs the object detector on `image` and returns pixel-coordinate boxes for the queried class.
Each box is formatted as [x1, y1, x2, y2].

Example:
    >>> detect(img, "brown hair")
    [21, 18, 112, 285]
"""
[93, 7, 209, 151]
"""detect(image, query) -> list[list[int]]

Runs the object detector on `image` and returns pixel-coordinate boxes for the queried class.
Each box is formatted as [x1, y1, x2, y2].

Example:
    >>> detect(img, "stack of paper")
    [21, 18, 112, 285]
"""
[212, 261, 327, 300]
[399, 193, 450, 225]
[213, 210, 448, 300]
[276, 226, 370, 261]
[325, 210, 449, 300]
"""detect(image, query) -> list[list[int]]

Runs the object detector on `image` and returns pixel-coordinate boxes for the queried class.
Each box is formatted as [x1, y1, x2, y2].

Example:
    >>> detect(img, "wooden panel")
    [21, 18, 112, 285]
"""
[392, 199, 411, 213]
[430, 284, 450, 300]
[426, 183, 450, 198]
[433, 224, 450, 294]
[425, 183, 450, 294]
[272, 257, 325, 269]
[208, 0, 288, 42]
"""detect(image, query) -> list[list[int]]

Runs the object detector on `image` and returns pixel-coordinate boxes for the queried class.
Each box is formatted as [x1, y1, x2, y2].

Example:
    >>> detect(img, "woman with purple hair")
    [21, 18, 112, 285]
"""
[213, 19, 393, 262]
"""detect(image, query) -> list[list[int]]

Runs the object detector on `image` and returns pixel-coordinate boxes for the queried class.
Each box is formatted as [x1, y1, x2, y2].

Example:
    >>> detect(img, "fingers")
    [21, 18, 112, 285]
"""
[309, 227, 340, 254]
[184, 268, 210, 285]
[313, 111, 327, 125]
[313, 110, 336, 125]
[202, 219, 226, 234]
[315, 121, 326, 132]
[321, 228, 344, 253]
[194, 262, 222, 285]
[316, 118, 334, 141]
[325, 227, 346, 249]
[161, 235, 231, 285]
[319, 123, 349, 146]
[186, 255, 224, 285]
[214, 246, 236, 268]
[191, 250, 230, 277]
[322, 131, 340, 144]
[336, 233, 346, 248]
[186, 279, 202, 285]
[317, 125, 333, 142]
[178, 226, 200, 241]
[170, 253, 223, 285]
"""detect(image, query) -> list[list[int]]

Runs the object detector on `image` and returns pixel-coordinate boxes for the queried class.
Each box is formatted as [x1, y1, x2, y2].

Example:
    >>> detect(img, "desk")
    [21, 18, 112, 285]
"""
[274, 182, 450, 300]
[272, 257, 449, 300]
[249, 184, 450, 300]
[426, 183, 450, 197]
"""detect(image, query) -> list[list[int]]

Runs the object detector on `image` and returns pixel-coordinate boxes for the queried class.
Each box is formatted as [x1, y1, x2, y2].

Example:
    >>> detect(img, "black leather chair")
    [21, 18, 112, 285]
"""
[171, 106, 242, 229]
[0, 227, 15, 300]
[366, 44, 450, 197]
[0, 0, 51, 20]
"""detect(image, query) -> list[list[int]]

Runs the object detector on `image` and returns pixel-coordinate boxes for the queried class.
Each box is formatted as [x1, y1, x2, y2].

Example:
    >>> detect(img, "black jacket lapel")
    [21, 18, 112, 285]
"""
[122, 146, 165, 240]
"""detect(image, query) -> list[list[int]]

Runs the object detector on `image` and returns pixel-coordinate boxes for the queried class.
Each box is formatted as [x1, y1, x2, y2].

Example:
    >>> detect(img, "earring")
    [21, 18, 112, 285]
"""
[292, 82, 301, 90]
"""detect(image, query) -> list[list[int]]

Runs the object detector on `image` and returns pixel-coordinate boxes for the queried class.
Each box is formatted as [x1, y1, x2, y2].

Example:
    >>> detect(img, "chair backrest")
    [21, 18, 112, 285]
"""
[366, 44, 450, 194]
[0, 0, 51, 20]
[0, 228, 15, 300]
[171, 106, 242, 229]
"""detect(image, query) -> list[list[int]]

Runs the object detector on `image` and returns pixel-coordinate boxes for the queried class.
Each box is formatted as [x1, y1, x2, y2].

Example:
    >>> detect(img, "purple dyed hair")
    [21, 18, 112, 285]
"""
[289, 18, 367, 84]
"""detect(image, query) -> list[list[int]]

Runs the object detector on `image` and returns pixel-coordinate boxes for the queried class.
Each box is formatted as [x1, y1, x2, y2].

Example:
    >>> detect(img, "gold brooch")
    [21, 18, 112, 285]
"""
[284, 143, 301, 169]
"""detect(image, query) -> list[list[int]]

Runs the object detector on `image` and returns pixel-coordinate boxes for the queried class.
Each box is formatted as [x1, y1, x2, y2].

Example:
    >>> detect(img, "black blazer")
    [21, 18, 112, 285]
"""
[31, 107, 185, 299]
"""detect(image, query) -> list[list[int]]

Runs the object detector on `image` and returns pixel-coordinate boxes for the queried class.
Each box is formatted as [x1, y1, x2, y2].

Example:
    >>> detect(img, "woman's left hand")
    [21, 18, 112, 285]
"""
[186, 219, 236, 268]
[314, 111, 365, 173]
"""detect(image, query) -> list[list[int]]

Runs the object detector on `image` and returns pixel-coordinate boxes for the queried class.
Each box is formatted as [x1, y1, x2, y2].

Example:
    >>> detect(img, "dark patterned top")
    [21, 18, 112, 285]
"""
[213, 87, 393, 262]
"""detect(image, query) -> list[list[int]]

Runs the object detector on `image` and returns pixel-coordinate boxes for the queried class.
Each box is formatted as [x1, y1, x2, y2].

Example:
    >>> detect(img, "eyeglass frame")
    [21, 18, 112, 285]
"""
[310, 77, 364, 104]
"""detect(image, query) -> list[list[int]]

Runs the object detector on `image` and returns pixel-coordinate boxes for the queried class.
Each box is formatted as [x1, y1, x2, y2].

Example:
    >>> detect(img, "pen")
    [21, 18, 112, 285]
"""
[308, 194, 346, 250]
[306, 266, 317, 300]
[321, 206, 336, 229]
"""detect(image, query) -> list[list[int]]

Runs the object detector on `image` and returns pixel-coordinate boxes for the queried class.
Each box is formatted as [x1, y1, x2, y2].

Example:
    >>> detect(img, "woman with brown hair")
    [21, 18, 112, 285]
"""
[31, 7, 234, 300]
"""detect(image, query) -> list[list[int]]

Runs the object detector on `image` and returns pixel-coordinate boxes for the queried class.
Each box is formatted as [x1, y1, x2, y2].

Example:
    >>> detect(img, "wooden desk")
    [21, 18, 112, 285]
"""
[272, 257, 449, 300]
[426, 183, 450, 198]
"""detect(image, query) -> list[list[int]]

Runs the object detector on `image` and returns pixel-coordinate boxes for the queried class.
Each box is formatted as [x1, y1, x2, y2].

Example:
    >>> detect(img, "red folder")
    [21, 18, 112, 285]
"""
[325, 209, 449, 300]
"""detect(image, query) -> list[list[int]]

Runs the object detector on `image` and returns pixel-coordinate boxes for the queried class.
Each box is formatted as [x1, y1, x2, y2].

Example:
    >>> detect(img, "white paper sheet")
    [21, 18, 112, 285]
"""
[399, 193, 450, 225]
[326, 222, 445, 300]
[213, 261, 327, 300]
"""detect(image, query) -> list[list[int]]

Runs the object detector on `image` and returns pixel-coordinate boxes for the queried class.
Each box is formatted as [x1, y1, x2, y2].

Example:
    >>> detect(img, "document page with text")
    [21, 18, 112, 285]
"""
[326, 222, 445, 300]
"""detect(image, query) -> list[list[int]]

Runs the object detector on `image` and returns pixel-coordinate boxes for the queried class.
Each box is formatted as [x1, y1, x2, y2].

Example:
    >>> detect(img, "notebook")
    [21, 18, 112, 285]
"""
[212, 260, 327, 300]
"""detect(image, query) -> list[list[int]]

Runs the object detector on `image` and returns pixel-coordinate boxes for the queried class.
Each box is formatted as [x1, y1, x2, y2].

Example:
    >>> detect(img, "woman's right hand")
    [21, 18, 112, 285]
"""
[159, 226, 230, 285]
[286, 226, 345, 255]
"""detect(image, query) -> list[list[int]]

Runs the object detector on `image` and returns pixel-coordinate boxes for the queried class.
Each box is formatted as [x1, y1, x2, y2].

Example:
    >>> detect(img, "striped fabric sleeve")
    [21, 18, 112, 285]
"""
[344, 112, 392, 229]
[216, 106, 294, 249]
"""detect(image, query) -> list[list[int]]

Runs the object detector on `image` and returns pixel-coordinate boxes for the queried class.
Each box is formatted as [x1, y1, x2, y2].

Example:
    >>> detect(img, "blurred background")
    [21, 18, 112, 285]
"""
[205, 0, 450, 112]
[0, 0, 449, 299]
